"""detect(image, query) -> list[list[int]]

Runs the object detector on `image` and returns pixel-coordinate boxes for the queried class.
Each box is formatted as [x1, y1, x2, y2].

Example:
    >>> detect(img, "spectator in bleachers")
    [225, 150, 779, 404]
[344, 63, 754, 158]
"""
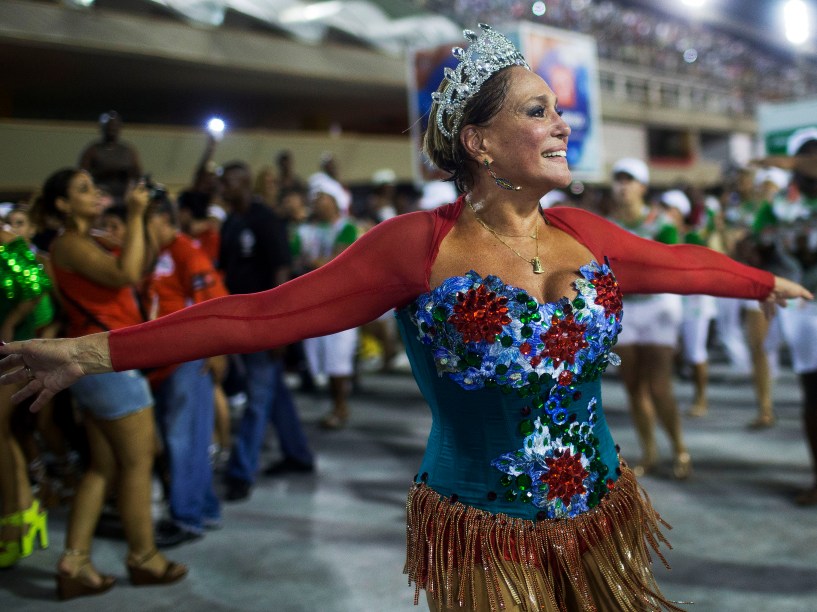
[78, 111, 142, 204]
[424, 0, 817, 111]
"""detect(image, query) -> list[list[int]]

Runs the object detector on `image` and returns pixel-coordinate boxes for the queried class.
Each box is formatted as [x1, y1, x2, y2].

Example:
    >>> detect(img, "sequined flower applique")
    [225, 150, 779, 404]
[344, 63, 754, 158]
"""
[491, 398, 612, 518]
[410, 261, 622, 392]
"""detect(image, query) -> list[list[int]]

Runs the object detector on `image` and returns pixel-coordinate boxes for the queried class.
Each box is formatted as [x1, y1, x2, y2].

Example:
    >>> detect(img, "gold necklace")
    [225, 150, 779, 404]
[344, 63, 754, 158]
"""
[468, 198, 544, 274]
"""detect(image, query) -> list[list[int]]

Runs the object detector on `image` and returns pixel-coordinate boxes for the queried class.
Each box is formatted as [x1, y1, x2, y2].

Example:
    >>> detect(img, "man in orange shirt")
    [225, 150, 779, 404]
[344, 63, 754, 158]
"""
[143, 195, 229, 546]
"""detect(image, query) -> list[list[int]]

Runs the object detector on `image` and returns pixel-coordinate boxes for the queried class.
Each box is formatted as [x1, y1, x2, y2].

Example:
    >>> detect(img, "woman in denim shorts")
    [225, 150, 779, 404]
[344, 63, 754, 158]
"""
[30, 168, 186, 600]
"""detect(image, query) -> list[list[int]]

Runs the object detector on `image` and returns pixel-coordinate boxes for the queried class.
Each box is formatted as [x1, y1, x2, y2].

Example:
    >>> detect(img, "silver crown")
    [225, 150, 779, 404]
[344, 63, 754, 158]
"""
[431, 24, 529, 142]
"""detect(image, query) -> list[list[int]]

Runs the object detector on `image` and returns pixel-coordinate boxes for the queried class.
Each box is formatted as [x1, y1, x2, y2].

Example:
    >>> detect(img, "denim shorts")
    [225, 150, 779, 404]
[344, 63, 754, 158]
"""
[71, 369, 153, 420]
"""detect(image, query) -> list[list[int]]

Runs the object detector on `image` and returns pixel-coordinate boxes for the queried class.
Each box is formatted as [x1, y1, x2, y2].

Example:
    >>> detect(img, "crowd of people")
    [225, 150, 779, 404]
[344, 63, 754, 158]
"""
[418, 0, 817, 113]
[1, 88, 817, 608]
[0, 111, 421, 597]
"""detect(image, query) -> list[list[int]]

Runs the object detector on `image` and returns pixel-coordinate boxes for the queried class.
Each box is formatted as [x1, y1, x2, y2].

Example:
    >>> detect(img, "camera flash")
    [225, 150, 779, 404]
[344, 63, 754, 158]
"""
[207, 117, 225, 139]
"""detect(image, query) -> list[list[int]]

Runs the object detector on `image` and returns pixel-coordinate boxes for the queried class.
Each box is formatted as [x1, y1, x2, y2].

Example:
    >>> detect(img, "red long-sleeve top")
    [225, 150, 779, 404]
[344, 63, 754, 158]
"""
[110, 198, 774, 371]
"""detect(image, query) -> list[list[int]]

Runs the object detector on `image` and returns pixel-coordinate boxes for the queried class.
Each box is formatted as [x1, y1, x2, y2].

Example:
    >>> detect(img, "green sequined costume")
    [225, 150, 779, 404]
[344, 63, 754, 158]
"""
[0, 236, 54, 340]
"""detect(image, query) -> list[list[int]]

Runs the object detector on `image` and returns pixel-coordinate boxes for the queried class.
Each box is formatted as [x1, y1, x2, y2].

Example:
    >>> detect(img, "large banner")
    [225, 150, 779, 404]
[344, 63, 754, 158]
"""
[408, 22, 603, 184]
[758, 98, 817, 155]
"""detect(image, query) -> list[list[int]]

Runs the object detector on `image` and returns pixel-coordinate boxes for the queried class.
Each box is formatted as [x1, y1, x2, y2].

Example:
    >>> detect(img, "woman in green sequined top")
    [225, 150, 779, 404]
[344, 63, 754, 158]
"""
[0, 226, 54, 568]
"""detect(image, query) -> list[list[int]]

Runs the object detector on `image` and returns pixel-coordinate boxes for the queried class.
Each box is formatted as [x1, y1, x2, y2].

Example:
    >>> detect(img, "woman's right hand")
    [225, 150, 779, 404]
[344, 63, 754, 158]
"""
[0, 333, 112, 412]
[126, 181, 151, 217]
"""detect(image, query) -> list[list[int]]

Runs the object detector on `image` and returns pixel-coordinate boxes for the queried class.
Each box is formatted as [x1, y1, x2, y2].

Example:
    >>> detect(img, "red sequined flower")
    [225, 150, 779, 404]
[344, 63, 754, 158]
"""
[541, 450, 589, 505]
[558, 371, 573, 386]
[592, 272, 622, 318]
[540, 314, 588, 367]
[448, 285, 511, 343]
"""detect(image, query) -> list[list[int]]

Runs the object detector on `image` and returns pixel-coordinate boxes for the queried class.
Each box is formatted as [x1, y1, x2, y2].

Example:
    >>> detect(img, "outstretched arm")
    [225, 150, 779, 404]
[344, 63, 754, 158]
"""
[546, 206, 811, 301]
[0, 211, 438, 410]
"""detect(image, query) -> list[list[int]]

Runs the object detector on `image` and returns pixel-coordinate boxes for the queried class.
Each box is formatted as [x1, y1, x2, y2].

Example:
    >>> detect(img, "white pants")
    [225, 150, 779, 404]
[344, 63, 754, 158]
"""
[304, 328, 359, 377]
[777, 299, 817, 374]
[617, 294, 683, 348]
[681, 295, 716, 365]
[714, 297, 751, 372]
[715, 297, 782, 377]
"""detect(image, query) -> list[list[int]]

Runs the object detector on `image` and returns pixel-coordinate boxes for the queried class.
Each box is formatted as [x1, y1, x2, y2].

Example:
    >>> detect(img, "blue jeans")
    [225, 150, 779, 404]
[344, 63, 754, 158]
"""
[154, 360, 220, 532]
[226, 351, 314, 485]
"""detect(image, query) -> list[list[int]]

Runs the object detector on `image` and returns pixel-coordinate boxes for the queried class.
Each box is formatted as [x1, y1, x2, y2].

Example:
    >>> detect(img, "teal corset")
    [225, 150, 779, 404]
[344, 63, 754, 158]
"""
[396, 260, 624, 521]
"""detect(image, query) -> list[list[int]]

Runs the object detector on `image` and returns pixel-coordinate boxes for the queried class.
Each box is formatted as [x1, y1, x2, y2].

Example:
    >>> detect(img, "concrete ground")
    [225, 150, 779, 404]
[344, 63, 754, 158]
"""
[2, 361, 817, 612]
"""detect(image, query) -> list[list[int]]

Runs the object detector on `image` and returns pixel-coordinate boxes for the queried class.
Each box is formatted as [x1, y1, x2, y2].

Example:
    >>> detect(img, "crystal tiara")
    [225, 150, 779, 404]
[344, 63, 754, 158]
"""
[431, 23, 530, 142]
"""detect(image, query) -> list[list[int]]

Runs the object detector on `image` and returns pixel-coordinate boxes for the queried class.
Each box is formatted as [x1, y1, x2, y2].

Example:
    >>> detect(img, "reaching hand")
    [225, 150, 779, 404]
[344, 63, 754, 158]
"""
[751, 155, 817, 179]
[761, 276, 814, 319]
[0, 333, 111, 412]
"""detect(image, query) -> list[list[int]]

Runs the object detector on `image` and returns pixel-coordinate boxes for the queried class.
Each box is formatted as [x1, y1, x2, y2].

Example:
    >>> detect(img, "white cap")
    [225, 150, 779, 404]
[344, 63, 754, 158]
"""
[419, 181, 458, 210]
[0, 202, 14, 219]
[612, 158, 649, 184]
[308, 173, 351, 213]
[372, 168, 396, 186]
[787, 127, 817, 156]
[207, 205, 227, 223]
[704, 195, 721, 213]
[539, 190, 568, 209]
[660, 189, 691, 217]
[754, 167, 790, 191]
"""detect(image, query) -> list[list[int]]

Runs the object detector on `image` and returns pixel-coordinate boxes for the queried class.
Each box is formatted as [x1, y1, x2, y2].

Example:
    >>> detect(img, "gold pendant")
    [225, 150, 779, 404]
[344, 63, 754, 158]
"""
[532, 257, 544, 274]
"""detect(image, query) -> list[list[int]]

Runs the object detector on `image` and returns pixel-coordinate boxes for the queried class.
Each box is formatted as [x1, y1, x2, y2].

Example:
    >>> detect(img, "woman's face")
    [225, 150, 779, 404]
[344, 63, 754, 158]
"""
[59, 171, 104, 220]
[473, 67, 572, 192]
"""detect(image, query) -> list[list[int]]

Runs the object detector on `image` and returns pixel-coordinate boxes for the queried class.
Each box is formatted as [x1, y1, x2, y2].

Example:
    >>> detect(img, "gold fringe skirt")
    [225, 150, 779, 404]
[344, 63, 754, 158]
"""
[404, 467, 684, 612]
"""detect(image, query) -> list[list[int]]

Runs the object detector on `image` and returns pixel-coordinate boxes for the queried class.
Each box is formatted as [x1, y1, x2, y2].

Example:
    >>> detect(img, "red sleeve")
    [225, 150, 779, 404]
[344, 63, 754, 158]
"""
[109, 209, 441, 371]
[545, 207, 775, 298]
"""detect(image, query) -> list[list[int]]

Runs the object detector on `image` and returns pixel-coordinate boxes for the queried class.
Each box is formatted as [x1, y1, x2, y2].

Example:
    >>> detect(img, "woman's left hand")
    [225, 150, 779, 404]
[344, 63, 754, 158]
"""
[761, 276, 814, 318]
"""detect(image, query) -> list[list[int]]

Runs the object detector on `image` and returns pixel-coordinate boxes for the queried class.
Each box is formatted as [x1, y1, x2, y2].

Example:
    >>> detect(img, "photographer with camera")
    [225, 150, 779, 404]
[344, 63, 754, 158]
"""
[30, 168, 186, 599]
